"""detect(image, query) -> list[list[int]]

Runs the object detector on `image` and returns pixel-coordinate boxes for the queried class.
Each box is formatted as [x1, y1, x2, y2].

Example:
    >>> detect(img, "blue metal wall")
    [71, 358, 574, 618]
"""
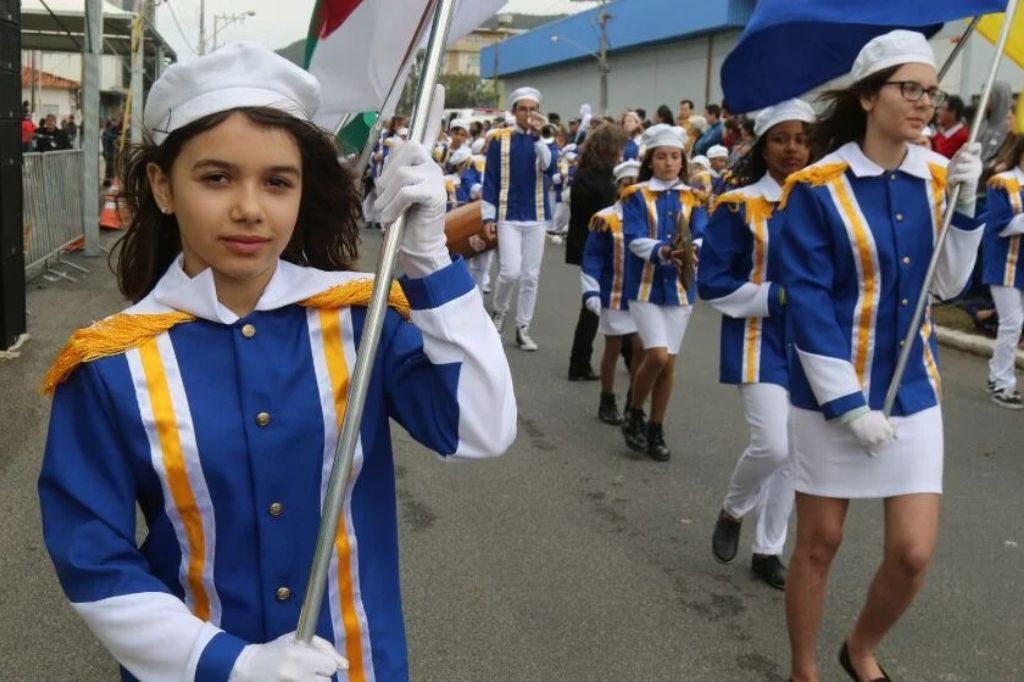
[480, 0, 755, 78]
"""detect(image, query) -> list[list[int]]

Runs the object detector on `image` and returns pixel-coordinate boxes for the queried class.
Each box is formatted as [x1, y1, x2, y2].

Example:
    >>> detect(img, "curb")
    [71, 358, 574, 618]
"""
[934, 325, 1024, 370]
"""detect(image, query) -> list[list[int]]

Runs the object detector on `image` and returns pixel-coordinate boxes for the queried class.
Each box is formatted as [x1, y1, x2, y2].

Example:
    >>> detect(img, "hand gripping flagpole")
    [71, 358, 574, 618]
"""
[295, 0, 458, 643]
[883, 1, 1019, 417]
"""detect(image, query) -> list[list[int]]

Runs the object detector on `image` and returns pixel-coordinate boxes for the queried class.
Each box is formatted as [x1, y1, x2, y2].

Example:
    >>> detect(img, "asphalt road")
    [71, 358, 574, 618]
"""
[2, 231, 1022, 680]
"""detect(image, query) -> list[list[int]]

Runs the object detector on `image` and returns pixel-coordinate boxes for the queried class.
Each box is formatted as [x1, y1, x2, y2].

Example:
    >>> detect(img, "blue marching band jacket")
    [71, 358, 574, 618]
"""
[39, 256, 516, 682]
[453, 161, 483, 207]
[698, 173, 788, 388]
[481, 127, 557, 223]
[777, 142, 983, 419]
[581, 203, 630, 311]
[982, 167, 1024, 291]
[623, 136, 642, 161]
[620, 178, 710, 306]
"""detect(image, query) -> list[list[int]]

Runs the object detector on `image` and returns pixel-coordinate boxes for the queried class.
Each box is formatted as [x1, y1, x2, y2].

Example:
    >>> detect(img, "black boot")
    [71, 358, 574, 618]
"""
[598, 393, 623, 425]
[646, 422, 670, 461]
[621, 407, 647, 452]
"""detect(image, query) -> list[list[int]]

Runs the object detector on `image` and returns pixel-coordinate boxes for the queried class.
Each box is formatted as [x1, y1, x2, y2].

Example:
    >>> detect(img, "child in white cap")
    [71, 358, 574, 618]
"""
[38, 42, 515, 682]
[697, 98, 816, 591]
[776, 29, 982, 681]
[619, 123, 709, 461]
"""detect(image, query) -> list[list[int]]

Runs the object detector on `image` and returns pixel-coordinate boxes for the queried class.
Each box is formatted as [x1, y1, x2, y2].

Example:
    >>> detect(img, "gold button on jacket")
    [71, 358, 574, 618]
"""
[241, 324, 256, 339]
[275, 587, 291, 601]
[255, 412, 271, 427]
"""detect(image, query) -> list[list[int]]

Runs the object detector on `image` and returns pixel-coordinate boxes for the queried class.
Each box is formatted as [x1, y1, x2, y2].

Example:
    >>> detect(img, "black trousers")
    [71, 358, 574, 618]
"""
[568, 305, 634, 374]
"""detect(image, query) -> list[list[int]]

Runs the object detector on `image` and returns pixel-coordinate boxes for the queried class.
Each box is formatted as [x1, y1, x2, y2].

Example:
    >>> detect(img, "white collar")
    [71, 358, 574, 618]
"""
[648, 176, 686, 191]
[834, 141, 933, 181]
[939, 121, 964, 136]
[128, 255, 368, 324]
[748, 173, 783, 203]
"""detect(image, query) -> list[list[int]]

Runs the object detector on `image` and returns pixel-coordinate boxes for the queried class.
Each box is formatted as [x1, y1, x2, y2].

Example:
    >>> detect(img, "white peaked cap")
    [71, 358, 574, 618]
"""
[449, 145, 472, 165]
[691, 155, 711, 170]
[707, 145, 729, 160]
[144, 41, 321, 145]
[470, 138, 485, 154]
[641, 123, 688, 151]
[613, 159, 641, 181]
[851, 29, 935, 83]
[508, 86, 542, 108]
[449, 118, 471, 132]
[753, 98, 816, 138]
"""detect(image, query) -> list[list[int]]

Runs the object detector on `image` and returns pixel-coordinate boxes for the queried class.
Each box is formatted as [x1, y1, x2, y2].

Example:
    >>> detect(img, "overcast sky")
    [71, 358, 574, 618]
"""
[154, 0, 597, 60]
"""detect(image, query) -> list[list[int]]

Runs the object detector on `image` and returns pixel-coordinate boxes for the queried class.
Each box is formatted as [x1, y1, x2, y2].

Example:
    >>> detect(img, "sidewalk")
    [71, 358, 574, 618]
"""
[933, 304, 1024, 370]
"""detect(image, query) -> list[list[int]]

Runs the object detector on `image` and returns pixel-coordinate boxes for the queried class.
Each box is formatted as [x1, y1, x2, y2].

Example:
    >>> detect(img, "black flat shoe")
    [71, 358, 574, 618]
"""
[839, 641, 891, 681]
[750, 554, 786, 590]
[711, 510, 742, 564]
[568, 367, 600, 381]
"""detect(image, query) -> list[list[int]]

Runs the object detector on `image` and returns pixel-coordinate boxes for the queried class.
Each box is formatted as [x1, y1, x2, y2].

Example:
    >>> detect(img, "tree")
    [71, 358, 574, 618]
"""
[398, 65, 498, 114]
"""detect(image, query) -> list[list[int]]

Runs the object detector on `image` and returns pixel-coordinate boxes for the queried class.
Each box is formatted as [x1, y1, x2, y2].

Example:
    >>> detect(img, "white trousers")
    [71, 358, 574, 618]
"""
[989, 285, 1023, 391]
[493, 221, 547, 327]
[551, 198, 570, 235]
[468, 250, 495, 291]
[722, 382, 793, 556]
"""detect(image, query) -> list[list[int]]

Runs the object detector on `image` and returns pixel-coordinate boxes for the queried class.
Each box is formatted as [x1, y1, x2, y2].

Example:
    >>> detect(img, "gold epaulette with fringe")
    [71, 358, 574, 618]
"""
[712, 193, 775, 224]
[589, 208, 621, 233]
[988, 173, 1022, 193]
[778, 161, 849, 210]
[619, 183, 646, 201]
[42, 279, 410, 395]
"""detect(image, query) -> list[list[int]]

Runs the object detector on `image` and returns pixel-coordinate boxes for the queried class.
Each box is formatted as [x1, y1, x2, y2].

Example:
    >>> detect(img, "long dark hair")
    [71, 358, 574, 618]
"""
[811, 65, 899, 159]
[114, 106, 361, 302]
[638, 145, 689, 183]
[655, 105, 674, 125]
[577, 121, 626, 173]
[731, 121, 813, 187]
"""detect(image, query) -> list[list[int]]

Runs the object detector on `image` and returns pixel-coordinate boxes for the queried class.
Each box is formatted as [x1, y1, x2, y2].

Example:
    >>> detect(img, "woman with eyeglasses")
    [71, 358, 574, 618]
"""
[777, 31, 983, 682]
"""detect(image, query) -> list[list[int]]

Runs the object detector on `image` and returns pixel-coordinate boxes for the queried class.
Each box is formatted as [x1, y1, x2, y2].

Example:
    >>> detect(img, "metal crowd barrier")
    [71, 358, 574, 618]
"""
[22, 150, 90, 282]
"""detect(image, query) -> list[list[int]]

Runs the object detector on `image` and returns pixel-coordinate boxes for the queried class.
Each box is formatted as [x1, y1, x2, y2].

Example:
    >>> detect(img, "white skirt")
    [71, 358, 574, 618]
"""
[629, 301, 692, 354]
[599, 308, 637, 336]
[788, 405, 943, 499]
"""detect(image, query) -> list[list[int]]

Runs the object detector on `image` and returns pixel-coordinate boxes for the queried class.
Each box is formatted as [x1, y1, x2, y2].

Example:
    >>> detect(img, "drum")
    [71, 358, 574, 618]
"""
[444, 200, 497, 259]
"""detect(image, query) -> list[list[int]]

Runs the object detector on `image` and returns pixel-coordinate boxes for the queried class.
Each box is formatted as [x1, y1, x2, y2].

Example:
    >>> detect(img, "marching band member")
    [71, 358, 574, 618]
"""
[689, 154, 715, 196]
[698, 99, 816, 591]
[482, 86, 558, 351]
[621, 110, 644, 160]
[434, 117, 469, 166]
[983, 134, 1024, 409]
[450, 145, 482, 206]
[706, 144, 732, 196]
[550, 143, 577, 236]
[777, 31, 983, 682]
[38, 43, 516, 682]
[466, 152, 495, 293]
[620, 124, 709, 461]
[582, 159, 643, 425]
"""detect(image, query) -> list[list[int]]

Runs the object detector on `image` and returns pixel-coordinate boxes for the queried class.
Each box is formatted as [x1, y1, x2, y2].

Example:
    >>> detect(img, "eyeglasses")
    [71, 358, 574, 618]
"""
[884, 81, 947, 106]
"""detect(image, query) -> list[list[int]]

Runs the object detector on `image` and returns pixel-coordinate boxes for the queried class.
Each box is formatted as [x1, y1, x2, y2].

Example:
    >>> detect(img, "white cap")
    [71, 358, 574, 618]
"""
[707, 145, 729, 160]
[691, 155, 711, 170]
[470, 137, 485, 154]
[449, 118, 471, 132]
[396, 127, 409, 138]
[687, 115, 708, 134]
[641, 123, 688, 151]
[508, 86, 541, 109]
[449, 145, 472, 165]
[563, 143, 578, 154]
[753, 98, 817, 138]
[613, 159, 641, 181]
[144, 41, 321, 145]
[851, 29, 935, 83]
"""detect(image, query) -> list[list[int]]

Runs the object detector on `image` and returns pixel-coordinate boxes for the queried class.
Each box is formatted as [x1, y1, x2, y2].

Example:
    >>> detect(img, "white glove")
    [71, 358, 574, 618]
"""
[998, 214, 1024, 238]
[585, 296, 601, 315]
[846, 410, 896, 457]
[948, 142, 982, 216]
[374, 85, 451, 277]
[229, 631, 348, 682]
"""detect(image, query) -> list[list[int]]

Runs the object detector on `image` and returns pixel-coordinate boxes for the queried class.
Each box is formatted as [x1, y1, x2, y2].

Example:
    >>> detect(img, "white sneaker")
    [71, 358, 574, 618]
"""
[991, 387, 1024, 410]
[492, 311, 506, 334]
[516, 325, 538, 351]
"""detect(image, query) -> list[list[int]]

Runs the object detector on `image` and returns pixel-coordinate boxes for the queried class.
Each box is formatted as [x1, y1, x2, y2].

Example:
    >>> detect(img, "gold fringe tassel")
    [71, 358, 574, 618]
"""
[778, 162, 850, 210]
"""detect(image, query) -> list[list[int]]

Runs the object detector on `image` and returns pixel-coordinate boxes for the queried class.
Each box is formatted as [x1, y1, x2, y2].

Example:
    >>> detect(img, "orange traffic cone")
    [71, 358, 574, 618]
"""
[99, 192, 127, 230]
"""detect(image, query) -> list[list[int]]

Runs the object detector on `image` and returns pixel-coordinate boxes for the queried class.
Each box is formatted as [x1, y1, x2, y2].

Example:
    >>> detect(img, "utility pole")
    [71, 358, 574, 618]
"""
[130, 0, 144, 144]
[198, 0, 206, 55]
[596, 1, 610, 117]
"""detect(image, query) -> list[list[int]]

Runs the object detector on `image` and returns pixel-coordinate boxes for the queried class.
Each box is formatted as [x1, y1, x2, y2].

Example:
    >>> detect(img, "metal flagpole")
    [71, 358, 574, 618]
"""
[938, 16, 980, 82]
[295, 0, 458, 643]
[883, 0, 1020, 417]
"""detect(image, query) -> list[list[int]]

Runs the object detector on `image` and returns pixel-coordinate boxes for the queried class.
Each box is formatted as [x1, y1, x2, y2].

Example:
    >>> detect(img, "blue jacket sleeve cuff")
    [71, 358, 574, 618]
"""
[195, 631, 248, 682]
[951, 209, 983, 232]
[399, 256, 475, 310]
[821, 391, 868, 421]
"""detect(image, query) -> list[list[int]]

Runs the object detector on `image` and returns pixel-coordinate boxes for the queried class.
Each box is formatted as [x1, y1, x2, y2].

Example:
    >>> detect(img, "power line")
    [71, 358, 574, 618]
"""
[160, 0, 199, 55]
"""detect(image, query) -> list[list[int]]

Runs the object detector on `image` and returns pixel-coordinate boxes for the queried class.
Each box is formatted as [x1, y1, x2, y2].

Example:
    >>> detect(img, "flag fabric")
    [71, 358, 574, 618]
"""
[977, 8, 1024, 69]
[305, 0, 504, 132]
[721, 0, 1009, 113]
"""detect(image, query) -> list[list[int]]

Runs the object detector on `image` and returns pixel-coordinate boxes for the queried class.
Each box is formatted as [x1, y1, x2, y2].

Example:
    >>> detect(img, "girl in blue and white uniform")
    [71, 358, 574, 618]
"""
[777, 31, 982, 682]
[697, 99, 816, 591]
[38, 43, 515, 682]
[581, 159, 643, 425]
[982, 135, 1024, 409]
[619, 124, 709, 461]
